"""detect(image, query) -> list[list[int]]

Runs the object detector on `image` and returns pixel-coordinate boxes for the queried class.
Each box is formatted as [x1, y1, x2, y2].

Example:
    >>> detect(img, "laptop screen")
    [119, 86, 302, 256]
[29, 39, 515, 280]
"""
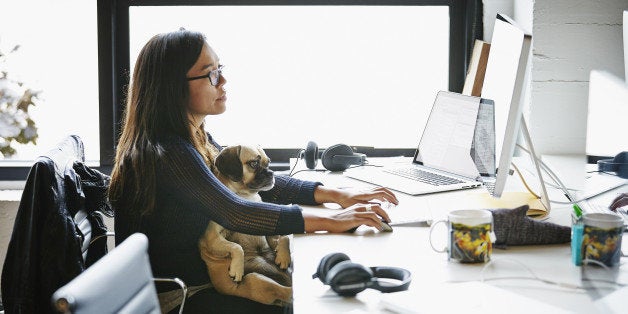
[414, 91, 486, 179]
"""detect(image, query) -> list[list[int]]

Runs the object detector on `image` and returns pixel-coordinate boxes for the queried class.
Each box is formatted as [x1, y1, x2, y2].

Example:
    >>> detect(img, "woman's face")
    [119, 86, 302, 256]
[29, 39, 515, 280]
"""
[186, 43, 227, 124]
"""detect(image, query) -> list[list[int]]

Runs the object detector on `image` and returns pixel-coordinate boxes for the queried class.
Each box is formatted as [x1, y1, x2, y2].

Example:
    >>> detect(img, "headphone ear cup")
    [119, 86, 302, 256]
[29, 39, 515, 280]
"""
[321, 144, 355, 171]
[314, 252, 351, 284]
[326, 261, 374, 297]
[597, 151, 628, 179]
[614, 151, 628, 179]
[305, 141, 318, 170]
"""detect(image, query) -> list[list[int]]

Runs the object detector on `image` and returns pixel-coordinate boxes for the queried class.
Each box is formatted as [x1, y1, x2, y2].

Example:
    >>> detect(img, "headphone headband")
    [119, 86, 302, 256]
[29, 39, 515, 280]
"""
[597, 151, 628, 179]
[313, 252, 412, 296]
[303, 141, 366, 171]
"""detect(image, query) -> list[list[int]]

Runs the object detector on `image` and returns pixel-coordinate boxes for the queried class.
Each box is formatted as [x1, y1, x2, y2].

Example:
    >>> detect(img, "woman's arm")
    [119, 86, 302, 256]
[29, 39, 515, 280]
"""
[160, 138, 304, 235]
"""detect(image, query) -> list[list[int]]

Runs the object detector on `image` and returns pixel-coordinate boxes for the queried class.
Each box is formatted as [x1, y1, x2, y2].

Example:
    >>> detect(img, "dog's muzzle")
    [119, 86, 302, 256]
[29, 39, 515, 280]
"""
[248, 168, 275, 191]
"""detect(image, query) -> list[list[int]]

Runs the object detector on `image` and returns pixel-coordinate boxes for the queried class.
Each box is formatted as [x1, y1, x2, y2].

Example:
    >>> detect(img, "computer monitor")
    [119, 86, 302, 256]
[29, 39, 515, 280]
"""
[586, 70, 628, 160]
[481, 14, 550, 211]
[624, 10, 627, 81]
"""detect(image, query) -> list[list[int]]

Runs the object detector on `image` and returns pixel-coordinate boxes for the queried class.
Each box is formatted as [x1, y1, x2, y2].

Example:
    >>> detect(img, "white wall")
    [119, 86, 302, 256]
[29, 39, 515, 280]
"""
[531, 0, 626, 154]
[484, 0, 626, 155]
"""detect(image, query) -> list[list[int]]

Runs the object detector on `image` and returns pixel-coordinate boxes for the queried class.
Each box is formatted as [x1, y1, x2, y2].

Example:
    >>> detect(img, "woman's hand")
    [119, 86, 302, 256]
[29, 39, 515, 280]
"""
[610, 193, 628, 211]
[303, 202, 391, 233]
[314, 185, 399, 208]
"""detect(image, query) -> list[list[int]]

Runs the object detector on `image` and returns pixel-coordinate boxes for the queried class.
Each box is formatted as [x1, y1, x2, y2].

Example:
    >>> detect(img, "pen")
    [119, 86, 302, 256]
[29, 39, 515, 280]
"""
[572, 204, 582, 218]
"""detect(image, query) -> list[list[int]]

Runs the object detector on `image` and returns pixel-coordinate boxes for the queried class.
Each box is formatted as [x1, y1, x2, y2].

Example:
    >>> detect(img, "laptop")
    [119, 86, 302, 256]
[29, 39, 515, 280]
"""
[576, 170, 628, 229]
[578, 186, 628, 230]
[344, 91, 494, 196]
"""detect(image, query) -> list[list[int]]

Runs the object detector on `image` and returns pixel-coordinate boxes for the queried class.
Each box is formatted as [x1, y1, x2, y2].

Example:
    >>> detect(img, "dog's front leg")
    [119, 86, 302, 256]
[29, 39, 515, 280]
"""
[268, 235, 291, 269]
[200, 222, 245, 282]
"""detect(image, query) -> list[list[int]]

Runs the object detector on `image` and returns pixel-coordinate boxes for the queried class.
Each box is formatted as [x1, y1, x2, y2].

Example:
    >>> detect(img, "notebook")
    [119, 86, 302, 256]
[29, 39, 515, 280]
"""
[344, 91, 494, 196]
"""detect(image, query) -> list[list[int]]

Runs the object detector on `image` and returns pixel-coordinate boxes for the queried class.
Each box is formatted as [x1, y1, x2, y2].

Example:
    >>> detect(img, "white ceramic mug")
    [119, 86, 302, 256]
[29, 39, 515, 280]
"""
[429, 209, 496, 263]
[580, 212, 624, 267]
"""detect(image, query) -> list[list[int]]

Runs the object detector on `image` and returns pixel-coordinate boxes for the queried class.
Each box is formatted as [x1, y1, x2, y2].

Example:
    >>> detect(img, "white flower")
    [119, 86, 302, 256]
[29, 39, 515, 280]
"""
[0, 112, 20, 138]
[0, 79, 22, 100]
[12, 109, 27, 129]
[23, 125, 37, 140]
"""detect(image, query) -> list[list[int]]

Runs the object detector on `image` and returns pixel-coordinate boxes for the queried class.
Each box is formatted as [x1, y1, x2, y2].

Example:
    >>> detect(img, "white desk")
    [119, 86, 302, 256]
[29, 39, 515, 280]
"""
[287, 156, 628, 313]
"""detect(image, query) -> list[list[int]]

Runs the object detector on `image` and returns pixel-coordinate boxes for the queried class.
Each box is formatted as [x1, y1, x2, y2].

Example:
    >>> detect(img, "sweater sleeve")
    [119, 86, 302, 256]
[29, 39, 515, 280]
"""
[259, 175, 322, 206]
[159, 137, 304, 235]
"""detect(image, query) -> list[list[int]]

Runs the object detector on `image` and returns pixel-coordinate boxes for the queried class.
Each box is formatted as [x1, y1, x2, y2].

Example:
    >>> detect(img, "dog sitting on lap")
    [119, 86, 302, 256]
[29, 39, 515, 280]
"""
[198, 144, 292, 306]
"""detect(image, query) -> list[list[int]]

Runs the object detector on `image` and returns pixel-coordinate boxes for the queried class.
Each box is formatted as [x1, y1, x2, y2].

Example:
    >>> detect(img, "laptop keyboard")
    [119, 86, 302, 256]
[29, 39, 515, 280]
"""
[483, 180, 496, 195]
[383, 167, 464, 186]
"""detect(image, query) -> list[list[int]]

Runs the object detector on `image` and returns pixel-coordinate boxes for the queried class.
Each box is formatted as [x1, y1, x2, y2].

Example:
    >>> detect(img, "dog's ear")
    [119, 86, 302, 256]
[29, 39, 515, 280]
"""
[215, 145, 243, 182]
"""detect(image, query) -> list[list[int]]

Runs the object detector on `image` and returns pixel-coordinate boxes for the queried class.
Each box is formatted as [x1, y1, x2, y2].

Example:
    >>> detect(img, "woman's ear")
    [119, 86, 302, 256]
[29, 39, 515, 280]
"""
[215, 145, 243, 182]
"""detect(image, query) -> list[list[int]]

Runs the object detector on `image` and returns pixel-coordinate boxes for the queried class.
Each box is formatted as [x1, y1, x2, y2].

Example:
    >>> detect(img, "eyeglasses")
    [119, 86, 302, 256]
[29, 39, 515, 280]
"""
[187, 65, 224, 86]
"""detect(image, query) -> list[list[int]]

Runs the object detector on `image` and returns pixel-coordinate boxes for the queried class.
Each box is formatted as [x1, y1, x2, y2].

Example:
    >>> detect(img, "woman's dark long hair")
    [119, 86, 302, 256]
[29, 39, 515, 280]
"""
[108, 29, 206, 216]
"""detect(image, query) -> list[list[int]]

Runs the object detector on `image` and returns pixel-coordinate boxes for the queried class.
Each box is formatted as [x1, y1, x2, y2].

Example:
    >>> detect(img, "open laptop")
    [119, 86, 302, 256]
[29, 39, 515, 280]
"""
[344, 91, 494, 196]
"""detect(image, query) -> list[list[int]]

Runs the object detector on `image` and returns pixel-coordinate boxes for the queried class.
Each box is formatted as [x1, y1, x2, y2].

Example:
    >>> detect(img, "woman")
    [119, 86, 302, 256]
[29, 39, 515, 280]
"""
[108, 29, 398, 313]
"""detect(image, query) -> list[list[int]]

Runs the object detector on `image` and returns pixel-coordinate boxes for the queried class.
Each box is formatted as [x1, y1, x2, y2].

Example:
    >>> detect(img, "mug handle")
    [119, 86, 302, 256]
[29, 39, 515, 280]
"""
[429, 219, 448, 253]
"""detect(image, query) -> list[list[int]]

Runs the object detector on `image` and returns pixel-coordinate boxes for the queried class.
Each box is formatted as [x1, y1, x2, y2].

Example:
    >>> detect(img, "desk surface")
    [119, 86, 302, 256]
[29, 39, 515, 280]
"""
[287, 156, 628, 313]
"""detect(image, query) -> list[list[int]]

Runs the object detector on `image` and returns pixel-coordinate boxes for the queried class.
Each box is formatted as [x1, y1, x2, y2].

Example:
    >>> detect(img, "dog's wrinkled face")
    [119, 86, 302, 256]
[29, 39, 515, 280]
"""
[215, 145, 275, 192]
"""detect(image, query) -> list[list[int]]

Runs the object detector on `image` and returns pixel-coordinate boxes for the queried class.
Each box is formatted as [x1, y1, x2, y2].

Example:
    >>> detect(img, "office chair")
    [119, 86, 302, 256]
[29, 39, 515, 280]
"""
[52, 233, 187, 314]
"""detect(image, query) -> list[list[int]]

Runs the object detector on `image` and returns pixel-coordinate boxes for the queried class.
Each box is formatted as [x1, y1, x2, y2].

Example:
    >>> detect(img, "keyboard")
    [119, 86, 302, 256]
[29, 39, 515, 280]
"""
[483, 180, 496, 195]
[585, 202, 628, 228]
[383, 167, 464, 186]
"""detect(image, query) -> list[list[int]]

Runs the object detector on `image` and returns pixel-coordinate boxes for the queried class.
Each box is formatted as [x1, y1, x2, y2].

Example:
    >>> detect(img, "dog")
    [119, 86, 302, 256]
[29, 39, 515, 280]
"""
[198, 145, 293, 306]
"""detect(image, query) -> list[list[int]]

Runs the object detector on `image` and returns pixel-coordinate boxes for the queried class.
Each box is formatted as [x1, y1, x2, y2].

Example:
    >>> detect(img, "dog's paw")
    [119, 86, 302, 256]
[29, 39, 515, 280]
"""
[275, 250, 291, 269]
[229, 258, 245, 282]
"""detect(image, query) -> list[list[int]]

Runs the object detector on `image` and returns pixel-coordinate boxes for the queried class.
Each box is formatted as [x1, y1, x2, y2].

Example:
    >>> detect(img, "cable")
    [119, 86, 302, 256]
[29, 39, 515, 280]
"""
[289, 168, 326, 177]
[513, 144, 625, 205]
[288, 149, 305, 177]
[479, 258, 626, 290]
[510, 162, 541, 199]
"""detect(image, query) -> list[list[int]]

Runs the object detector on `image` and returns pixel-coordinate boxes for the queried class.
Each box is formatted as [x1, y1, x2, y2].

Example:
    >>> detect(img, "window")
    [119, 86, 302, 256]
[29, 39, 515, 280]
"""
[0, 0, 480, 180]
[133, 5, 449, 148]
[102, 0, 479, 168]
[0, 0, 99, 180]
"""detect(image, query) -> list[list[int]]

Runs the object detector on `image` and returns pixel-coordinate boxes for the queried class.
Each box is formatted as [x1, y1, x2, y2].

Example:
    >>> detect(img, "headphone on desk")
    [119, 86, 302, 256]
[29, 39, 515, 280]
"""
[597, 151, 628, 179]
[302, 141, 366, 172]
[312, 252, 412, 296]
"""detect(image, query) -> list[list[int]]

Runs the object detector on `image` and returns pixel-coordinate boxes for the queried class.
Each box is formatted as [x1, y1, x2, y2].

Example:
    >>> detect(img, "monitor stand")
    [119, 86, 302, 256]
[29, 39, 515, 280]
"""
[520, 116, 551, 213]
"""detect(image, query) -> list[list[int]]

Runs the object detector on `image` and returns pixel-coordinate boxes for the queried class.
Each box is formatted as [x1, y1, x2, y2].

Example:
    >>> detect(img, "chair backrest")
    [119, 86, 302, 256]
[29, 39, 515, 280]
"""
[1, 135, 105, 313]
[51, 233, 161, 314]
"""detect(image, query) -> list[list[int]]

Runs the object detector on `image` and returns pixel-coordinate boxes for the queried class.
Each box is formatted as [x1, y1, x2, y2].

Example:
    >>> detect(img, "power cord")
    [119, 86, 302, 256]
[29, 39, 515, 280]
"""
[513, 144, 626, 205]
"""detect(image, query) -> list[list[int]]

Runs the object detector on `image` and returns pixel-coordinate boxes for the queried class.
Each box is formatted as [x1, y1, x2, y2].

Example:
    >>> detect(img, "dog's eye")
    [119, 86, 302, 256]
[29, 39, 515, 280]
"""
[248, 160, 259, 169]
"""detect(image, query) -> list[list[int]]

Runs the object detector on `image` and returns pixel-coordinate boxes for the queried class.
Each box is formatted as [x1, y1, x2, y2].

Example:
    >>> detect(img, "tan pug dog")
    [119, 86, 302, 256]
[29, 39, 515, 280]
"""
[198, 145, 292, 306]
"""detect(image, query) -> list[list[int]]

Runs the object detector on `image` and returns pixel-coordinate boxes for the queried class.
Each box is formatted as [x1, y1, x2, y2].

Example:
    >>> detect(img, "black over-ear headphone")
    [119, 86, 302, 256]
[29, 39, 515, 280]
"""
[312, 252, 412, 296]
[597, 151, 628, 179]
[303, 141, 366, 172]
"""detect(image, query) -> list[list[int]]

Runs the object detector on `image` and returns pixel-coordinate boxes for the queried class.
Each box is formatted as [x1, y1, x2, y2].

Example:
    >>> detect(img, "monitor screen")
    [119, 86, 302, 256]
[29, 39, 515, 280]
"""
[624, 10, 627, 81]
[586, 70, 628, 159]
[480, 14, 532, 199]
